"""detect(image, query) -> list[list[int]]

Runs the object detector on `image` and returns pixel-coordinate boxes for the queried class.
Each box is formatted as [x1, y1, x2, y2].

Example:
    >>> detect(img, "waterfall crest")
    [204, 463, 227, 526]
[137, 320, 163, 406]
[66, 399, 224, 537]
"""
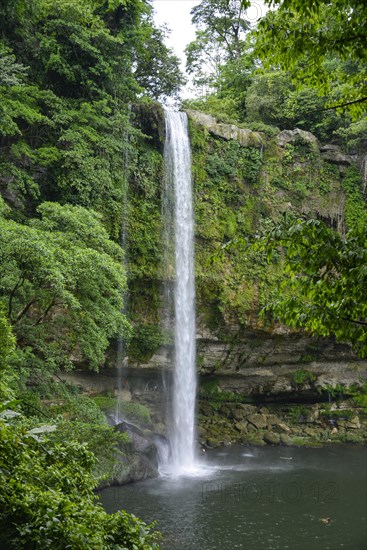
[164, 110, 197, 474]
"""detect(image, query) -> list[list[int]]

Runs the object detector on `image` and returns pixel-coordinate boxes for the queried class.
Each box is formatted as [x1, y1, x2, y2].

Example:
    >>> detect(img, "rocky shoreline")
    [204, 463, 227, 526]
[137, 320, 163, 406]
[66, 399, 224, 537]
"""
[197, 399, 366, 449]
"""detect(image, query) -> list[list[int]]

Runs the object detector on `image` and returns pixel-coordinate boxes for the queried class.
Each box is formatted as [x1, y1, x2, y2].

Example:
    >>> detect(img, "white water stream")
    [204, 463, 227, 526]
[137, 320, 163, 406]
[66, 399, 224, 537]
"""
[164, 110, 197, 474]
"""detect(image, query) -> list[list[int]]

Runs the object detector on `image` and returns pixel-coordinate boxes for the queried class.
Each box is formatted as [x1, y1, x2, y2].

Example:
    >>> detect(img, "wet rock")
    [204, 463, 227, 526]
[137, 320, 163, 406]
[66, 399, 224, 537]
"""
[200, 401, 215, 415]
[103, 451, 159, 488]
[247, 414, 268, 429]
[278, 422, 291, 433]
[155, 422, 166, 434]
[320, 144, 353, 166]
[243, 434, 266, 446]
[116, 421, 158, 467]
[263, 432, 280, 445]
[346, 416, 361, 429]
[303, 427, 319, 437]
[197, 426, 207, 437]
[260, 406, 270, 415]
[233, 408, 247, 421]
[279, 434, 292, 446]
[266, 414, 283, 426]
[276, 128, 318, 148]
[308, 405, 320, 422]
[220, 405, 233, 417]
[246, 423, 258, 432]
[186, 109, 263, 148]
[125, 454, 157, 484]
[235, 421, 248, 432]
[237, 404, 257, 415]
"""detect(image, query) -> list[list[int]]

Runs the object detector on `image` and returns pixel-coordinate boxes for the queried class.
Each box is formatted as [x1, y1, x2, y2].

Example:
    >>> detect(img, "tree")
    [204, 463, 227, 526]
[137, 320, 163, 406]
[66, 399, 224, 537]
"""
[0, 422, 161, 549]
[192, 0, 250, 58]
[185, 0, 251, 91]
[260, 218, 367, 357]
[254, 0, 367, 117]
[132, 21, 185, 100]
[0, 317, 160, 549]
[0, 0, 184, 229]
[0, 200, 129, 373]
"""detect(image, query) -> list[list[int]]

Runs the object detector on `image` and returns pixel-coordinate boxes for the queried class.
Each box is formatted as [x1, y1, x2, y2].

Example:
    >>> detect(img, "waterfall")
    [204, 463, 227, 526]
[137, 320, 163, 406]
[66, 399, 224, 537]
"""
[164, 110, 197, 474]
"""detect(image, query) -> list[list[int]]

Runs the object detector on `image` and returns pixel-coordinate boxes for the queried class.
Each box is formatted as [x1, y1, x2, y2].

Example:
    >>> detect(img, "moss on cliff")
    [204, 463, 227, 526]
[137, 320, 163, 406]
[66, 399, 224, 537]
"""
[126, 105, 363, 355]
[188, 115, 352, 330]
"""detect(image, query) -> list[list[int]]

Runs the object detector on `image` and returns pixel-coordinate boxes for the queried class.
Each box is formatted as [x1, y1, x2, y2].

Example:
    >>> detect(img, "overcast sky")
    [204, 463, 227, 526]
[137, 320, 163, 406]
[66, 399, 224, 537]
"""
[153, 1, 266, 62]
[152, 1, 267, 99]
[153, 0, 200, 67]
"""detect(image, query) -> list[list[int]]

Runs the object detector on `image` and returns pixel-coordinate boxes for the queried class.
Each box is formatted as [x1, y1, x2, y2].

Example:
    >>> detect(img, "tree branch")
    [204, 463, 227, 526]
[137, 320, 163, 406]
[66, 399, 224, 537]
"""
[15, 299, 38, 323]
[8, 277, 25, 319]
[324, 97, 367, 111]
[340, 317, 367, 327]
[33, 299, 57, 326]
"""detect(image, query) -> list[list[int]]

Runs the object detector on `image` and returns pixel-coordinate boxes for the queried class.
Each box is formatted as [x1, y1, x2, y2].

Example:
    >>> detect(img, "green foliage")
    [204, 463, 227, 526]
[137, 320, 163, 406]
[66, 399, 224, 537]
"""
[319, 408, 354, 420]
[258, 218, 367, 356]
[0, 418, 161, 549]
[183, 95, 239, 124]
[200, 379, 248, 405]
[54, 394, 108, 425]
[94, 396, 151, 424]
[287, 405, 309, 424]
[190, 119, 345, 328]
[185, 0, 251, 90]
[334, 116, 367, 156]
[127, 143, 164, 280]
[93, 396, 118, 410]
[341, 167, 367, 232]
[128, 323, 166, 362]
[0, 307, 16, 401]
[245, 72, 291, 127]
[292, 369, 316, 386]
[118, 401, 151, 424]
[0, 0, 183, 224]
[255, 1, 367, 118]
[0, 202, 129, 373]
[0, 304, 159, 548]
[133, 22, 185, 100]
[354, 394, 367, 410]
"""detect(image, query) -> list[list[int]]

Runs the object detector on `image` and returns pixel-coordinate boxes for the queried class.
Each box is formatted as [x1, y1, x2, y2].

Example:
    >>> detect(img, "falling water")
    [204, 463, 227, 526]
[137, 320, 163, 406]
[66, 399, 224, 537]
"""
[164, 110, 197, 473]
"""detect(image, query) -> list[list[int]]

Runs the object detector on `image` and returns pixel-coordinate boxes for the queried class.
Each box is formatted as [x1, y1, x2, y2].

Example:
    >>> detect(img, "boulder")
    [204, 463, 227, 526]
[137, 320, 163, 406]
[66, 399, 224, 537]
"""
[263, 432, 280, 445]
[116, 421, 158, 467]
[235, 421, 248, 432]
[266, 414, 283, 427]
[247, 414, 268, 429]
[233, 408, 247, 421]
[185, 109, 263, 148]
[303, 427, 319, 437]
[278, 422, 291, 433]
[346, 416, 361, 429]
[279, 434, 292, 446]
[320, 144, 353, 166]
[237, 404, 258, 415]
[111, 453, 158, 486]
[276, 128, 318, 148]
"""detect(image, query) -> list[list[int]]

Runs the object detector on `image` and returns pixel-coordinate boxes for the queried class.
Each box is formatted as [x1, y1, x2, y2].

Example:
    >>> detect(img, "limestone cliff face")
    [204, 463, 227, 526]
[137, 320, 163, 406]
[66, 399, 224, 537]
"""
[123, 106, 366, 395]
[185, 109, 263, 148]
[124, 328, 366, 396]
